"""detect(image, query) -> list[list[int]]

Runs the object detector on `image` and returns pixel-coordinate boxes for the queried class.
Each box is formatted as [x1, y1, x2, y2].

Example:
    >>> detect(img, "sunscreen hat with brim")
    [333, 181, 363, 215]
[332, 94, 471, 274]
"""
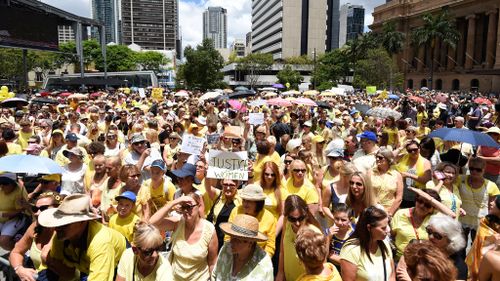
[239, 184, 266, 201]
[220, 214, 268, 242]
[38, 194, 101, 228]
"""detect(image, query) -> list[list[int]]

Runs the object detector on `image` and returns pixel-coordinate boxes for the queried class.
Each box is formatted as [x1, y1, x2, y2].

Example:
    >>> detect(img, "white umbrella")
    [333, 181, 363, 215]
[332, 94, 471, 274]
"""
[199, 92, 221, 101]
[174, 91, 189, 98]
[263, 92, 278, 98]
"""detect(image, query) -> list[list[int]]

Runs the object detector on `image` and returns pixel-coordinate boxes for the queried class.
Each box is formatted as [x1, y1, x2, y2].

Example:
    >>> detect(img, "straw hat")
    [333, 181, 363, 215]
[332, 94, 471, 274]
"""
[220, 214, 268, 242]
[240, 184, 266, 201]
[38, 194, 101, 228]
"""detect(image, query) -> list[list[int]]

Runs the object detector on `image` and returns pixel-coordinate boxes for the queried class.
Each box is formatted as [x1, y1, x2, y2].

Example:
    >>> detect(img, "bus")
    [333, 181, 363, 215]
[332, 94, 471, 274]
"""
[43, 71, 158, 91]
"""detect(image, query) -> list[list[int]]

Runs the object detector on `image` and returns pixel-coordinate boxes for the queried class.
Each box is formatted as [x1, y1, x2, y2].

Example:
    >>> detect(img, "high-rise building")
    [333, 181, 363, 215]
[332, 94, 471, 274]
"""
[121, 0, 179, 51]
[338, 3, 364, 48]
[58, 25, 76, 44]
[91, 0, 121, 44]
[231, 39, 246, 57]
[203, 7, 227, 49]
[251, 0, 327, 60]
[326, 0, 340, 51]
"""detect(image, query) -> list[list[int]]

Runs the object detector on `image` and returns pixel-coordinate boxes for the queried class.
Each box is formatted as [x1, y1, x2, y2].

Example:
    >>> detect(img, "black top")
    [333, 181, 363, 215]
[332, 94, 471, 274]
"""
[450, 251, 468, 280]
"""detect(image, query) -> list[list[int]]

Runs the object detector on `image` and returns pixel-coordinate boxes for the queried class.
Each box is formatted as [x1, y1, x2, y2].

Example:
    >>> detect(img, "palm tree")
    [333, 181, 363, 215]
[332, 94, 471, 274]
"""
[380, 21, 405, 92]
[412, 10, 460, 90]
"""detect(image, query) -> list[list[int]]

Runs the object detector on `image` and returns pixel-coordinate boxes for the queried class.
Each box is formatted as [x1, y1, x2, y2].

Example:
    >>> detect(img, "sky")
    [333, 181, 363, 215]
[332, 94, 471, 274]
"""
[42, 0, 385, 49]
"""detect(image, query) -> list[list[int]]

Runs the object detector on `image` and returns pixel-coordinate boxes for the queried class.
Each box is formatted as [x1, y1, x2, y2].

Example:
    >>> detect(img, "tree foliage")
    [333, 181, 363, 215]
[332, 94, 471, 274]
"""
[312, 48, 350, 91]
[276, 65, 303, 90]
[135, 51, 168, 72]
[179, 39, 225, 91]
[95, 45, 136, 72]
[353, 47, 403, 89]
[236, 52, 273, 89]
[379, 21, 405, 55]
[283, 55, 313, 65]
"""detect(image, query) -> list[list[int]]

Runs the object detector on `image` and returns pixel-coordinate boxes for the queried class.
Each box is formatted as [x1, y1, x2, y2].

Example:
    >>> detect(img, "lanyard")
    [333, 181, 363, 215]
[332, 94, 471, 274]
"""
[409, 208, 420, 240]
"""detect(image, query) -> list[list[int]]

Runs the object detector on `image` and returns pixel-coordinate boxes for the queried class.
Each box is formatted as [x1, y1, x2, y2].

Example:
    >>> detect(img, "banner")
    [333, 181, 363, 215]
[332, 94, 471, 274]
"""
[206, 133, 220, 145]
[248, 113, 264, 125]
[207, 150, 248, 180]
[180, 134, 205, 155]
[151, 88, 163, 101]
[366, 86, 377, 95]
[138, 88, 146, 98]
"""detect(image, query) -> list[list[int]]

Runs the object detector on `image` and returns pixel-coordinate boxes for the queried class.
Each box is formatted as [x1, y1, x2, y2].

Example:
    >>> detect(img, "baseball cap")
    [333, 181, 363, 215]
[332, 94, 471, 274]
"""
[65, 133, 79, 142]
[131, 133, 146, 144]
[115, 191, 136, 203]
[151, 159, 166, 171]
[303, 120, 312, 127]
[327, 148, 344, 158]
[358, 131, 377, 142]
[171, 163, 200, 184]
[41, 174, 61, 182]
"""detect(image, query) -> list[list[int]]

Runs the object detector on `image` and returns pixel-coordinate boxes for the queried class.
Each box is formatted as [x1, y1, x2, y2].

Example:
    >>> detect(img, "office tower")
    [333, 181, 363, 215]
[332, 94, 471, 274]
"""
[231, 39, 246, 57]
[58, 25, 75, 44]
[121, 0, 179, 51]
[251, 0, 327, 60]
[339, 3, 365, 48]
[203, 7, 227, 49]
[326, 0, 340, 51]
[91, 0, 121, 44]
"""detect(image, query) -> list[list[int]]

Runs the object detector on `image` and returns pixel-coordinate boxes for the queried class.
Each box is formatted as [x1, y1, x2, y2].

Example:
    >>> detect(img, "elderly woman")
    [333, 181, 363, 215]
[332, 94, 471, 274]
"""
[426, 162, 462, 218]
[372, 148, 403, 216]
[277, 195, 322, 281]
[213, 214, 273, 280]
[284, 159, 319, 216]
[61, 147, 87, 195]
[397, 214, 467, 281]
[116, 221, 172, 280]
[104, 130, 123, 157]
[150, 193, 218, 281]
[340, 207, 395, 281]
[9, 192, 62, 281]
[227, 184, 276, 257]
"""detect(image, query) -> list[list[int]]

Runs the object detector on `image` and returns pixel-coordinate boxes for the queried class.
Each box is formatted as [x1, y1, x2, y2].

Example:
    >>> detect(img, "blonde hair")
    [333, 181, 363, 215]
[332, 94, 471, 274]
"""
[346, 171, 377, 208]
[295, 227, 328, 270]
[133, 221, 164, 249]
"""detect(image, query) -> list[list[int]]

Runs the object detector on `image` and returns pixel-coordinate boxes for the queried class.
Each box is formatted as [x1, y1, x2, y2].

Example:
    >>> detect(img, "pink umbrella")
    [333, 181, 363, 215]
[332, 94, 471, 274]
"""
[267, 97, 292, 107]
[59, 92, 72, 98]
[292, 97, 317, 107]
[227, 99, 247, 112]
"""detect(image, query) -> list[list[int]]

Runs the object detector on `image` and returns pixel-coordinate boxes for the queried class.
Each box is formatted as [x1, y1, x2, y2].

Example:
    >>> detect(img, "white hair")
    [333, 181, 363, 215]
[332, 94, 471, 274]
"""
[428, 214, 465, 254]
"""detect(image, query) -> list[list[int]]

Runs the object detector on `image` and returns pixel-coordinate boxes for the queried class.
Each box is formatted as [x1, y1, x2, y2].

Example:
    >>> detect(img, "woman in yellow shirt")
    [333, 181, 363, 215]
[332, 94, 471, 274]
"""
[372, 149, 403, 216]
[256, 161, 287, 234]
[383, 116, 400, 148]
[425, 162, 462, 218]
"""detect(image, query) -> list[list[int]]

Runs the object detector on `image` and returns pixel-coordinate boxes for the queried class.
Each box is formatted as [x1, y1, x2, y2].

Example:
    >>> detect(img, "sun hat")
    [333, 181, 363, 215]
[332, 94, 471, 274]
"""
[171, 163, 200, 184]
[25, 143, 42, 154]
[115, 191, 137, 203]
[303, 120, 312, 127]
[151, 159, 166, 171]
[219, 214, 268, 242]
[286, 138, 302, 152]
[41, 174, 61, 182]
[65, 133, 79, 142]
[130, 133, 146, 144]
[486, 127, 500, 135]
[38, 194, 100, 228]
[358, 131, 377, 142]
[169, 132, 182, 140]
[240, 184, 266, 201]
[327, 148, 344, 158]
[52, 129, 64, 136]
[63, 147, 84, 158]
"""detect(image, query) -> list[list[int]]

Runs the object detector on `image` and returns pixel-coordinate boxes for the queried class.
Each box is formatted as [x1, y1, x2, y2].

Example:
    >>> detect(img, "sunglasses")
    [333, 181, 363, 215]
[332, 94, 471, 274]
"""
[416, 198, 432, 209]
[232, 139, 241, 144]
[133, 141, 146, 146]
[293, 169, 307, 173]
[288, 215, 306, 223]
[107, 135, 117, 139]
[180, 204, 198, 213]
[264, 172, 275, 177]
[469, 167, 483, 172]
[31, 205, 51, 213]
[284, 160, 292, 165]
[376, 156, 385, 161]
[138, 246, 162, 257]
[407, 148, 419, 153]
[426, 227, 445, 240]
[349, 181, 363, 187]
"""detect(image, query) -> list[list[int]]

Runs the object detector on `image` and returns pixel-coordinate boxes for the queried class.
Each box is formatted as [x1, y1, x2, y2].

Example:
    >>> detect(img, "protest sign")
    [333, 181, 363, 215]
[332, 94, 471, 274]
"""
[151, 88, 163, 101]
[248, 113, 265, 125]
[180, 134, 205, 155]
[138, 88, 146, 98]
[206, 133, 220, 145]
[207, 150, 248, 180]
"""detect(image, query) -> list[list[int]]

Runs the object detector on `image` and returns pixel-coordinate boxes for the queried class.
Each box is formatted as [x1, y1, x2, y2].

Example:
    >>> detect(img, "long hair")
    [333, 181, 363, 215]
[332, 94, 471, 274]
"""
[260, 161, 282, 211]
[345, 171, 377, 209]
[346, 206, 389, 263]
[284, 195, 320, 229]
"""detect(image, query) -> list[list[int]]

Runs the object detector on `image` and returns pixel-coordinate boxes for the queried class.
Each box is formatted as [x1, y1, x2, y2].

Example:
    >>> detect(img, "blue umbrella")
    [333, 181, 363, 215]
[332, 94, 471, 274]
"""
[272, 83, 285, 89]
[0, 155, 64, 174]
[388, 94, 400, 100]
[429, 128, 499, 148]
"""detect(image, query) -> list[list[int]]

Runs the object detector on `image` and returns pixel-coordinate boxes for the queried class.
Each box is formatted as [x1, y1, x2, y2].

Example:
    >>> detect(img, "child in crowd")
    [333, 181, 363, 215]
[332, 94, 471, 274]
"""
[109, 191, 140, 243]
[327, 203, 355, 271]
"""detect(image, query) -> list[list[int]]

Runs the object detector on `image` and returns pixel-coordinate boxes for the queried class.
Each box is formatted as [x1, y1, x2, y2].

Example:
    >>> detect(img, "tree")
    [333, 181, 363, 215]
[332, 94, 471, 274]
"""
[412, 10, 460, 90]
[95, 45, 137, 72]
[353, 47, 403, 90]
[284, 55, 313, 65]
[276, 65, 303, 90]
[380, 21, 405, 55]
[30, 51, 60, 82]
[312, 48, 350, 91]
[180, 39, 225, 91]
[135, 51, 168, 72]
[236, 52, 273, 89]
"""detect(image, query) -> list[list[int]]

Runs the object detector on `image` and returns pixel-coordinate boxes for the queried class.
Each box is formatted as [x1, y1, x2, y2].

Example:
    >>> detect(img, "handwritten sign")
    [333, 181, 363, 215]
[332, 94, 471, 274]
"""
[248, 113, 264, 125]
[138, 88, 146, 98]
[207, 150, 248, 180]
[180, 134, 205, 155]
[206, 133, 220, 145]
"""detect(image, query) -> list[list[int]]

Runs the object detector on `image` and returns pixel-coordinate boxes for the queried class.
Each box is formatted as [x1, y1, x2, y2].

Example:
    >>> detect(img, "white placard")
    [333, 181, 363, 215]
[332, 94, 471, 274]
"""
[180, 134, 205, 155]
[207, 150, 248, 180]
[248, 113, 265, 125]
[138, 88, 146, 98]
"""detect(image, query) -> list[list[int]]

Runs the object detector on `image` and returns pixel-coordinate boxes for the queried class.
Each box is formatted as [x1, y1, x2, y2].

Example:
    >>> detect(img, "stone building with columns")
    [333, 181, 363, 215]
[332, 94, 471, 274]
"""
[371, 0, 500, 92]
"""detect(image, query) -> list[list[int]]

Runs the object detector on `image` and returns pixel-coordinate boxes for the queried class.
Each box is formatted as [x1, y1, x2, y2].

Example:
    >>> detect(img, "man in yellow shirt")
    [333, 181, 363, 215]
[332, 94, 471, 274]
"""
[38, 194, 126, 281]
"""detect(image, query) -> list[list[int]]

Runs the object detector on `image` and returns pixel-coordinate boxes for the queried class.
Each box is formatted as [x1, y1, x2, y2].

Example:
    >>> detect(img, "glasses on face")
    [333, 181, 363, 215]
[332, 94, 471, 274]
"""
[180, 204, 198, 213]
[264, 172, 275, 177]
[416, 198, 432, 209]
[349, 181, 363, 187]
[425, 227, 445, 240]
[129, 174, 141, 178]
[138, 246, 161, 257]
[376, 156, 386, 161]
[407, 148, 419, 153]
[107, 135, 116, 139]
[284, 160, 292, 165]
[293, 169, 306, 174]
[169, 137, 178, 140]
[469, 167, 483, 173]
[287, 215, 306, 223]
[31, 205, 51, 213]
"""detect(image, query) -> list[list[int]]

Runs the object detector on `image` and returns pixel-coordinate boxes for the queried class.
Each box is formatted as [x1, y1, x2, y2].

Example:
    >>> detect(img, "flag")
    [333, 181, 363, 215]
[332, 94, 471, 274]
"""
[466, 217, 498, 280]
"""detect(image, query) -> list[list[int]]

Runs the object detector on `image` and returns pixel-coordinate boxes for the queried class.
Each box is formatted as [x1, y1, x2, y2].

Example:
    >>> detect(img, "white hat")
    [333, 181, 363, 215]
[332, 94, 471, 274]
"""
[286, 139, 302, 152]
[437, 103, 447, 110]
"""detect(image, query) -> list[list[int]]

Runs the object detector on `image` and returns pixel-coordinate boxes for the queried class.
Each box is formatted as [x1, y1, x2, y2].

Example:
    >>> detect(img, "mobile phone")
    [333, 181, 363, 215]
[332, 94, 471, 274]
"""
[434, 171, 446, 180]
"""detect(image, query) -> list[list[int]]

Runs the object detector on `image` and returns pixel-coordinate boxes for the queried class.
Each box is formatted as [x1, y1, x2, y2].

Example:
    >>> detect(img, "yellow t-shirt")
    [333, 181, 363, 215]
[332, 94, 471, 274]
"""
[391, 208, 430, 259]
[322, 166, 340, 190]
[258, 183, 288, 220]
[284, 178, 319, 205]
[284, 224, 322, 281]
[227, 206, 277, 257]
[416, 127, 431, 141]
[49, 220, 126, 281]
[109, 212, 140, 242]
[459, 176, 500, 227]
[371, 168, 400, 211]
[340, 239, 393, 281]
[296, 262, 342, 281]
[253, 153, 282, 183]
[6, 142, 22, 155]
[383, 127, 399, 147]
[0, 186, 27, 223]
[117, 248, 173, 280]
[17, 130, 33, 150]
[426, 180, 462, 218]
[136, 178, 176, 214]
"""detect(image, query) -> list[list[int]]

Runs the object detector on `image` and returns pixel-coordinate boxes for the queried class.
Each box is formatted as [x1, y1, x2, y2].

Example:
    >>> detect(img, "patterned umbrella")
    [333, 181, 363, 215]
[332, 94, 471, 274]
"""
[366, 107, 402, 120]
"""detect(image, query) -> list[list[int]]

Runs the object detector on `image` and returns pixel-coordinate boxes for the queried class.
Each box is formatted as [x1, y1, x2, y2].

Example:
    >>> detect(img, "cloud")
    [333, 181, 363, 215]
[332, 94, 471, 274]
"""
[40, 0, 91, 17]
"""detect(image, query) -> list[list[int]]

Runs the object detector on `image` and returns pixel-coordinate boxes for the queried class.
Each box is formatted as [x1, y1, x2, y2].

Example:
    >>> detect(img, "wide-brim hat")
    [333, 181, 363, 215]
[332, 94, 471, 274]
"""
[240, 184, 266, 201]
[220, 214, 268, 242]
[63, 147, 84, 158]
[440, 149, 468, 167]
[38, 194, 101, 228]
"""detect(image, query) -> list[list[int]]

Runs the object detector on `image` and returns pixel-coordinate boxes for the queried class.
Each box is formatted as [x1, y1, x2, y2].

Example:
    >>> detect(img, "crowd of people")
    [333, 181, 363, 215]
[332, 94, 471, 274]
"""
[0, 87, 499, 281]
